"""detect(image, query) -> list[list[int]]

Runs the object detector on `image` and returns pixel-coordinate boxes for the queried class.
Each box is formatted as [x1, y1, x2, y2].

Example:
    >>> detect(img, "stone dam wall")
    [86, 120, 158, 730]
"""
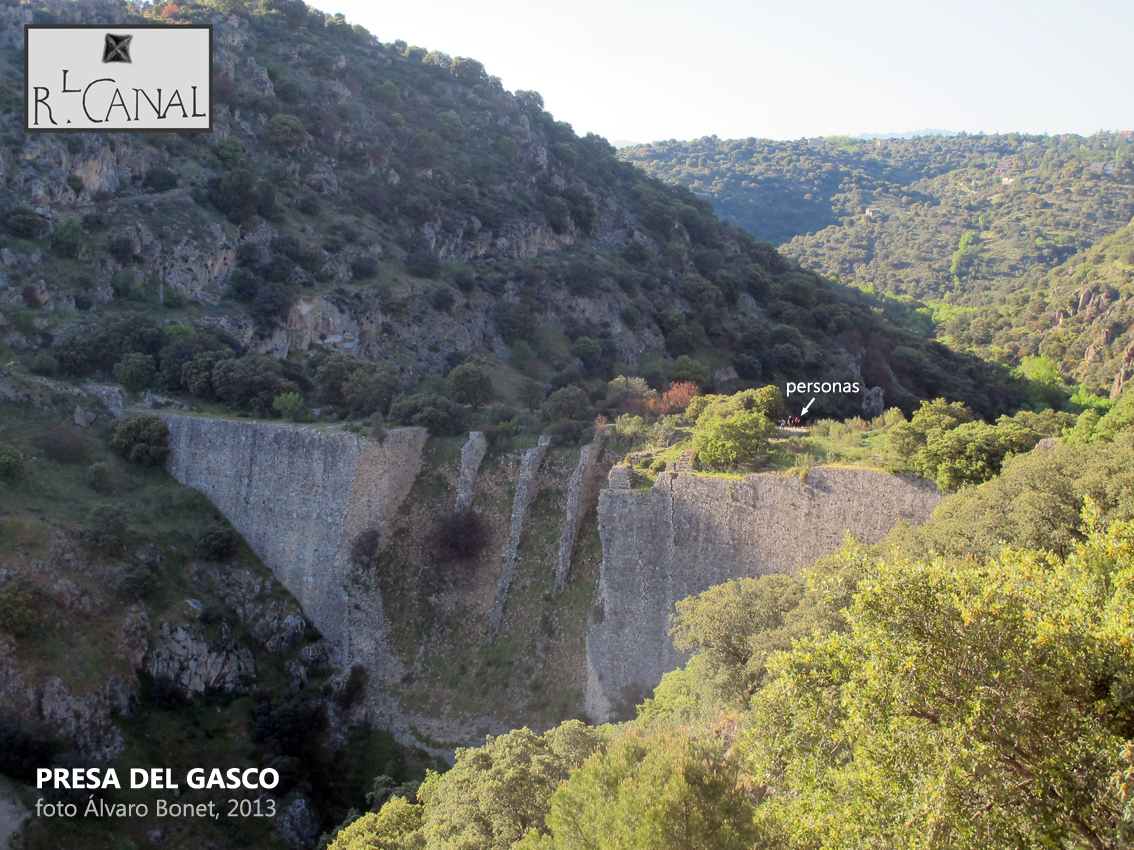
[162, 415, 426, 668]
[159, 416, 942, 742]
[584, 468, 942, 721]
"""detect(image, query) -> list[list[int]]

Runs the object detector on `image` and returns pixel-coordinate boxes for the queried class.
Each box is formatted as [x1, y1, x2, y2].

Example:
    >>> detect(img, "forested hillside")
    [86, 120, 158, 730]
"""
[0, 1, 1032, 419]
[622, 133, 1134, 392]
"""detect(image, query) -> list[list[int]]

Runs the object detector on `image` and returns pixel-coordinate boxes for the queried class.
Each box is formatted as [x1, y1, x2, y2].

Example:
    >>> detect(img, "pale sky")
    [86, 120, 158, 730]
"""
[323, 0, 1133, 144]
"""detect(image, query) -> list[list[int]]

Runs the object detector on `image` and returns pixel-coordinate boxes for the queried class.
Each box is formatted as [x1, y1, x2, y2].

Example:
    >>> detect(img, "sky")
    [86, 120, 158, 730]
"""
[323, 0, 1133, 145]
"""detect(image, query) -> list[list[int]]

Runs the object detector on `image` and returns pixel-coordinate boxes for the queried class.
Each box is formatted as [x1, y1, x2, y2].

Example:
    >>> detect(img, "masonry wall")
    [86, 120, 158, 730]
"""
[162, 416, 426, 668]
[585, 468, 941, 720]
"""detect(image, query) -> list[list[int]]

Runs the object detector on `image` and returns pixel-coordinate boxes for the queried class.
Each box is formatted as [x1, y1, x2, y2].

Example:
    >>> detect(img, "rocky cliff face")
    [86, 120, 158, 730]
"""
[162, 416, 426, 672]
[584, 468, 942, 721]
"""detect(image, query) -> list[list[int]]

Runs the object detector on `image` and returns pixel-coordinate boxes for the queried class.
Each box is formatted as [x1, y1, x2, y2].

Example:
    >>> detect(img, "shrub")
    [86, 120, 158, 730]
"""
[388, 393, 465, 435]
[118, 563, 158, 600]
[350, 255, 379, 279]
[263, 113, 307, 153]
[196, 523, 239, 561]
[65, 174, 84, 193]
[436, 509, 488, 561]
[86, 462, 114, 494]
[34, 426, 88, 463]
[110, 415, 169, 467]
[114, 352, 157, 391]
[1, 206, 45, 239]
[273, 391, 305, 420]
[28, 354, 59, 376]
[51, 218, 84, 258]
[142, 167, 178, 192]
[0, 577, 45, 636]
[0, 446, 23, 480]
[107, 235, 137, 265]
[211, 355, 299, 415]
[85, 503, 133, 555]
[692, 409, 777, 470]
[404, 249, 441, 278]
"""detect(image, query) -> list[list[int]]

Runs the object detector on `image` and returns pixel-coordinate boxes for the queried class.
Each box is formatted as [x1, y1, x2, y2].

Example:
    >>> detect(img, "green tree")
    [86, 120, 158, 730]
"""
[109, 415, 169, 467]
[329, 797, 425, 850]
[273, 391, 304, 420]
[263, 113, 307, 153]
[114, 352, 157, 391]
[527, 726, 761, 850]
[693, 409, 776, 470]
[746, 515, 1134, 849]
[85, 503, 133, 555]
[446, 363, 492, 409]
[0, 446, 23, 480]
[543, 386, 589, 421]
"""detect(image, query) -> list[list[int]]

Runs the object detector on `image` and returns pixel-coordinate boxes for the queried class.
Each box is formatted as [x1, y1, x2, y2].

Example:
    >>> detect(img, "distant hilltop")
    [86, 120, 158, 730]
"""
[854, 128, 959, 139]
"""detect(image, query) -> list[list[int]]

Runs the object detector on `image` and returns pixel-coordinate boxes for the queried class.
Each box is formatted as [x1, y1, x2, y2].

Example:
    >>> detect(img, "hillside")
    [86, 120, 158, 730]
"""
[621, 133, 1134, 387]
[0, 1, 1030, 419]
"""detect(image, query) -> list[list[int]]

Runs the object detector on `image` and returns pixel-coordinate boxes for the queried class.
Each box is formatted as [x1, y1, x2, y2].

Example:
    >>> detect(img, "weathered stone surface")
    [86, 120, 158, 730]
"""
[191, 564, 307, 654]
[490, 434, 550, 633]
[455, 431, 488, 510]
[585, 468, 942, 721]
[148, 623, 256, 694]
[555, 442, 600, 591]
[73, 405, 96, 428]
[162, 416, 426, 667]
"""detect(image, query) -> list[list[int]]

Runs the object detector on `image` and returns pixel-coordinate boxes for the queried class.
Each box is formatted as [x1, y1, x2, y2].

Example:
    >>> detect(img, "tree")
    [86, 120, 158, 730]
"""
[446, 363, 492, 409]
[544, 386, 589, 421]
[418, 721, 601, 850]
[114, 352, 157, 391]
[528, 726, 761, 850]
[745, 516, 1134, 849]
[273, 391, 305, 420]
[263, 114, 307, 153]
[85, 503, 133, 555]
[329, 797, 424, 850]
[109, 415, 169, 467]
[0, 446, 24, 480]
[692, 409, 776, 470]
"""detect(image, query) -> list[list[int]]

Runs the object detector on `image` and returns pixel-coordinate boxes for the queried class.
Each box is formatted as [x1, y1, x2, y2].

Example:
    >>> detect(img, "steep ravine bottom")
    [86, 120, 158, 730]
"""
[161, 416, 940, 752]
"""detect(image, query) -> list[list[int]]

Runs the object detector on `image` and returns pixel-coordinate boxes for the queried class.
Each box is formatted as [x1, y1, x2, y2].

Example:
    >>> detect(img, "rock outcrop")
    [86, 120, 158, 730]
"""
[584, 468, 941, 721]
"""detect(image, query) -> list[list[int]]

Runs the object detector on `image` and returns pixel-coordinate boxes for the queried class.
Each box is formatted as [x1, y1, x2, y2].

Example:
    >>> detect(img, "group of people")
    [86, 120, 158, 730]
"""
[778, 417, 804, 428]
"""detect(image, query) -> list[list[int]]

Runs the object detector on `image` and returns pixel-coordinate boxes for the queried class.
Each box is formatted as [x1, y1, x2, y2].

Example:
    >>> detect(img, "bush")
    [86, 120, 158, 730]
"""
[34, 426, 87, 463]
[55, 312, 164, 376]
[197, 523, 239, 561]
[212, 355, 299, 415]
[85, 503, 132, 555]
[436, 509, 488, 561]
[1, 206, 45, 239]
[51, 218, 84, 258]
[692, 409, 777, 470]
[273, 391, 305, 420]
[350, 255, 379, 279]
[28, 354, 59, 376]
[388, 393, 465, 435]
[110, 415, 169, 467]
[86, 462, 113, 494]
[114, 352, 157, 391]
[404, 249, 441, 278]
[0, 446, 23, 480]
[142, 167, 178, 192]
[118, 562, 158, 600]
[0, 577, 45, 636]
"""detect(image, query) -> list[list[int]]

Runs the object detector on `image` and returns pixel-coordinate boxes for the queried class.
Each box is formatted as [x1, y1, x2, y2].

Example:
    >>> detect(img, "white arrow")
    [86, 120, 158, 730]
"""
[801, 397, 816, 417]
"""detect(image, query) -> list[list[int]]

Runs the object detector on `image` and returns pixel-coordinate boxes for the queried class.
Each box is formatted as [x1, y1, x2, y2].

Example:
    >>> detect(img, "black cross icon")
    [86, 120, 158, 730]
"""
[102, 33, 132, 64]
